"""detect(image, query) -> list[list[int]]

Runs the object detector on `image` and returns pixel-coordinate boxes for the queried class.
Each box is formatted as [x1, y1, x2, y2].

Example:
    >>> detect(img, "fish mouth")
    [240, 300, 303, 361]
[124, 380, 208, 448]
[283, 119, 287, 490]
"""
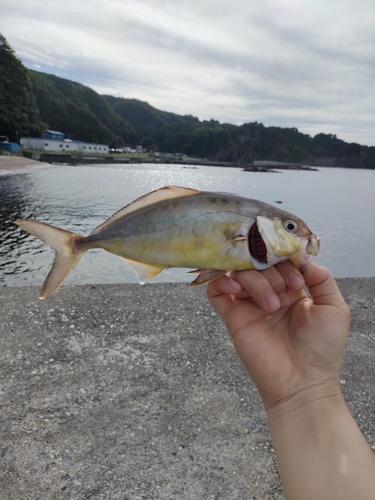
[248, 222, 268, 263]
[293, 233, 320, 271]
[306, 234, 320, 256]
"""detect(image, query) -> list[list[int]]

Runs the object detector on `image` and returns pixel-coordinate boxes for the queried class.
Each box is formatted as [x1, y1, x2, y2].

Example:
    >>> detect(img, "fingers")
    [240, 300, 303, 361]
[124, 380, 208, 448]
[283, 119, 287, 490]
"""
[208, 275, 242, 296]
[207, 272, 275, 336]
[206, 275, 241, 320]
[207, 262, 308, 340]
[232, 261, 306, 311]
[208, 262, 350, 330]
[207, 261, 306, 319]
[231, 269, 283, 312]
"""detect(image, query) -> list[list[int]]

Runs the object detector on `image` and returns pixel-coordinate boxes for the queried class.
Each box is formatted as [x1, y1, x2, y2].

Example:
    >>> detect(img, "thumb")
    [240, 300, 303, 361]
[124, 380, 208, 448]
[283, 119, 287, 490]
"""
[303, 262, 350, 314]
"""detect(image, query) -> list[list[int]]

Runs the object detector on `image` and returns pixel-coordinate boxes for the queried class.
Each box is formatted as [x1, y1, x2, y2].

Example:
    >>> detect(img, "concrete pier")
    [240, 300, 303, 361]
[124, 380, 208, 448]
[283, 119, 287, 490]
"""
[0, 280, 374, 499]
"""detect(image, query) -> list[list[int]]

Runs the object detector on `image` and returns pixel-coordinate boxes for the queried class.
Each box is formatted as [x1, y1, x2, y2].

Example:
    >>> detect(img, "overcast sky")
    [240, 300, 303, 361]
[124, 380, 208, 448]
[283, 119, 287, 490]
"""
[2, 0, 374, 146]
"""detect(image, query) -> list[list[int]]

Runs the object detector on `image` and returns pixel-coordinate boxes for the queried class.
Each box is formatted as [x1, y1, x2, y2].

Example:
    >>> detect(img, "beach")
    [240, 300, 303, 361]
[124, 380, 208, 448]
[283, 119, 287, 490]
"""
[0, 279, 374, 499]
[0, 155, 50, 175]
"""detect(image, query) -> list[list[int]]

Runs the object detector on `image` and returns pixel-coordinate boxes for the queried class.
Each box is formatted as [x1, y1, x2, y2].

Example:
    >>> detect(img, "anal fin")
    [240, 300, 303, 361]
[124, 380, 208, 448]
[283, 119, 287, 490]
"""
[188, 269, 227, 286]
[120, 257, 164, 284]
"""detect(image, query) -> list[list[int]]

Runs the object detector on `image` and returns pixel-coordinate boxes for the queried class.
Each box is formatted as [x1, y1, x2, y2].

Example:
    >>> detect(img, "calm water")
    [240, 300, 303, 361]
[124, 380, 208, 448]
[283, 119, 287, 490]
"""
[0, 163, 374, 288]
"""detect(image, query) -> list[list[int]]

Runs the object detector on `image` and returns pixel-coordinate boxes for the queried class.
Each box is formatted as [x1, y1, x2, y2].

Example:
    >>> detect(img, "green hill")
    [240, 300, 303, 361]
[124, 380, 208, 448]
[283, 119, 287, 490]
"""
[29, 70, 133, 146]
[103, 95, 199, 142]
[0, 34, 42, 142]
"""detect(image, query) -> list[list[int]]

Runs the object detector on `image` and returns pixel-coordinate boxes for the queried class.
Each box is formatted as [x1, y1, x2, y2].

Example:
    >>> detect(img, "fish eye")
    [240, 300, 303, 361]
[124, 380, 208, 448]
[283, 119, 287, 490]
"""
[285, 220, 297, 232]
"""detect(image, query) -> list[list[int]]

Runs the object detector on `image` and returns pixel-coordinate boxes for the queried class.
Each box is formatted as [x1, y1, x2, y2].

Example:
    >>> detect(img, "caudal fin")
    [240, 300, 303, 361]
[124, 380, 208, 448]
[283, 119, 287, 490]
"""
[15, 220, 86, 299]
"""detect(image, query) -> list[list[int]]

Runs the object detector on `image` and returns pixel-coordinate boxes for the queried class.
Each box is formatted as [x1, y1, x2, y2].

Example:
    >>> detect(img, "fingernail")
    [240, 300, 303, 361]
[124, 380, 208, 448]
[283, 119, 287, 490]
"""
[287, 272, 305, 290]
[265, 292, 280, 311]
[228, 279, 242, 293]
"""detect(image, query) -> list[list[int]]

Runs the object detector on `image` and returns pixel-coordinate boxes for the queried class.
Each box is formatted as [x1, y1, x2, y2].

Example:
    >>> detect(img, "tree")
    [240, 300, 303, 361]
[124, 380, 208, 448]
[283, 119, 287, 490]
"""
[0, 33, 42, 141]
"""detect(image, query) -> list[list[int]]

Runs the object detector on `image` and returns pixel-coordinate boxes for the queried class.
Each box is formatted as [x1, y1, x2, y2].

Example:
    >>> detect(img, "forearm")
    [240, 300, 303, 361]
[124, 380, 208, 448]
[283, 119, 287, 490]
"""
[267, 387, 375, 500]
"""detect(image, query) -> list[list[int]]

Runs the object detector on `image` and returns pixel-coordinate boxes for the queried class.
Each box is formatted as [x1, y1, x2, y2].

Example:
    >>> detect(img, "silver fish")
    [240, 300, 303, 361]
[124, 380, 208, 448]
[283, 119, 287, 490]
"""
[15, 185, 320, 298]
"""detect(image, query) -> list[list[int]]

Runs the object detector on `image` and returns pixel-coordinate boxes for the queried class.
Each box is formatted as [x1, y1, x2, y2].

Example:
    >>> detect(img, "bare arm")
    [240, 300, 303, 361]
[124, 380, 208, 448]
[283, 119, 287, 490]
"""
[267, 385, 375, 500]
[207, 262, 375, 500]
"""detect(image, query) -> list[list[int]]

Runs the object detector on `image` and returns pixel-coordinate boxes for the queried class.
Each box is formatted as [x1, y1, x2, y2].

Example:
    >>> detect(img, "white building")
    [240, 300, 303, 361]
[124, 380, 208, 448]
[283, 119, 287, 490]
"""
[20, 137, 109, 154]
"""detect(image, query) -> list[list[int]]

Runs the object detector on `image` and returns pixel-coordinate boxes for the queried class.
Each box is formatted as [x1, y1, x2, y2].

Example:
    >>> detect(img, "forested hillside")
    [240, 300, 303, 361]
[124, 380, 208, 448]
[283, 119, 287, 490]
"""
[29, 70, 134, 146]
[1, 32, 374, 168]
[103, 95, 198, 141]
[0, 34, 42, 142]
[141, 121, 347, 163]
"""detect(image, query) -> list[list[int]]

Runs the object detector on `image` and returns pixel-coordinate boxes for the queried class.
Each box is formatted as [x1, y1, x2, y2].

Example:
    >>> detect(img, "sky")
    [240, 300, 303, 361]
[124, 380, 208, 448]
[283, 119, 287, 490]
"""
[1, 0, 374, 146]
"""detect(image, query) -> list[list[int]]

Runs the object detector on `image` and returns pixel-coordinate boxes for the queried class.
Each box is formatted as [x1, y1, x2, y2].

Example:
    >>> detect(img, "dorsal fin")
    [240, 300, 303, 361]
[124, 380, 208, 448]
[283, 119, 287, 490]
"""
[91, 185, 200, 235]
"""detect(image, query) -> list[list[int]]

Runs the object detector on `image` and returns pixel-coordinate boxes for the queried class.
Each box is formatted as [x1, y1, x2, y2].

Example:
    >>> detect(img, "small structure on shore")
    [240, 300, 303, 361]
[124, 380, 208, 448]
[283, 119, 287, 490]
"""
[20, 130, 109, 154]
[0, 136, 19, 153]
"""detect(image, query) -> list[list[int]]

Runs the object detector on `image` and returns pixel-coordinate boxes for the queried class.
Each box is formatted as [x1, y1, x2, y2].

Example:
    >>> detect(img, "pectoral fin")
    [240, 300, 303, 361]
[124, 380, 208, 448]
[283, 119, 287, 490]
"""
[188, 269, 227, 286]
[120, 257, 164, 284]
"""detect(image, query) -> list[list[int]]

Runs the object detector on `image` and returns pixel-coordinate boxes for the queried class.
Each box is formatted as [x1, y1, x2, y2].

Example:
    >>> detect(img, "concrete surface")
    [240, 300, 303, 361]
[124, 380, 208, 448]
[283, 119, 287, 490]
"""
[0, 280, 374, 499]
[0, 155, 50, 175]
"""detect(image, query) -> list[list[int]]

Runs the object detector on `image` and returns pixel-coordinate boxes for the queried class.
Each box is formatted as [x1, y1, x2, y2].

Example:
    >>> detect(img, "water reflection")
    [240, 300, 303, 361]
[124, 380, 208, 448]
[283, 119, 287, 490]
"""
[0, 174, 40, 279]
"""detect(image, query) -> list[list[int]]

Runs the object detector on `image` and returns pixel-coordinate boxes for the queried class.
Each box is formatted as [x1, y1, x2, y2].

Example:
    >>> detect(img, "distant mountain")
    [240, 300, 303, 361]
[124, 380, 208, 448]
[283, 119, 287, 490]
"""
[1, 32, 374, 168]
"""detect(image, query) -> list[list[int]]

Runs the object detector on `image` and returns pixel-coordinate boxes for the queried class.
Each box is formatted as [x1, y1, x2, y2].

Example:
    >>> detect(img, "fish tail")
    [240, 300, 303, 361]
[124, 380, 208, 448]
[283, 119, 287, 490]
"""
[15, 219, 86, 299]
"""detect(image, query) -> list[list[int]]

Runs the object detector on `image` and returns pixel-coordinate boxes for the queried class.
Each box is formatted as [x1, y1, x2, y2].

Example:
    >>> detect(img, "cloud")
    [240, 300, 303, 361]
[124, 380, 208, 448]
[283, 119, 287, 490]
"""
[1, 0, 374, 145]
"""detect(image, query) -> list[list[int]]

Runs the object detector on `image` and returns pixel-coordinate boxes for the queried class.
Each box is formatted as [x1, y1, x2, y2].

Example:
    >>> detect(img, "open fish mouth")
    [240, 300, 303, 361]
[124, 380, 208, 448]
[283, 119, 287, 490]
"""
[248, 223, 268, 263]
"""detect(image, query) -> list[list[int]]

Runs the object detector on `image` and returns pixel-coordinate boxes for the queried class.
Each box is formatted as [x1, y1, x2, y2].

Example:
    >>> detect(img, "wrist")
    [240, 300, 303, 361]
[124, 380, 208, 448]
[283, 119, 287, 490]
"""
[266, 379, 344, 425]
[264, 381, 375, 500]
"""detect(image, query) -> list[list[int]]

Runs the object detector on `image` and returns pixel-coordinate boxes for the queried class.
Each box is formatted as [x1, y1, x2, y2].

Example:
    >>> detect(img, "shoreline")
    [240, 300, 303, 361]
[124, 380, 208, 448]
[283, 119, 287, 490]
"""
[0, 280, 374, 498]
[2, 152, 375, 172]
[38, 153, 320, 171]
[0, 153, 319, 173]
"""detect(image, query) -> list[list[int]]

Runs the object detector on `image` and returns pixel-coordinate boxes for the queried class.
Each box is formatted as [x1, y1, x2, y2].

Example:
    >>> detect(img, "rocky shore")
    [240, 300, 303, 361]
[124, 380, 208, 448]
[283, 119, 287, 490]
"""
[0, 279, 374, 499]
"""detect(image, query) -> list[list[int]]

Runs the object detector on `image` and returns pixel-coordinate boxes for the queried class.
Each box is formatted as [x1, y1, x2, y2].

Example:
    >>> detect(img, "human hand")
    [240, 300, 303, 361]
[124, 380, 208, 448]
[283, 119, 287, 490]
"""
[207, 262, 351, 411]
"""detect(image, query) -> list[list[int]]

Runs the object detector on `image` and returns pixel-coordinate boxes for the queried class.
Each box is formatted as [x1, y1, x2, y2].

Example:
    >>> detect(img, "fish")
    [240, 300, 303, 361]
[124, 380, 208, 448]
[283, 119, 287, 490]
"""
[15, 185, 320, 299]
